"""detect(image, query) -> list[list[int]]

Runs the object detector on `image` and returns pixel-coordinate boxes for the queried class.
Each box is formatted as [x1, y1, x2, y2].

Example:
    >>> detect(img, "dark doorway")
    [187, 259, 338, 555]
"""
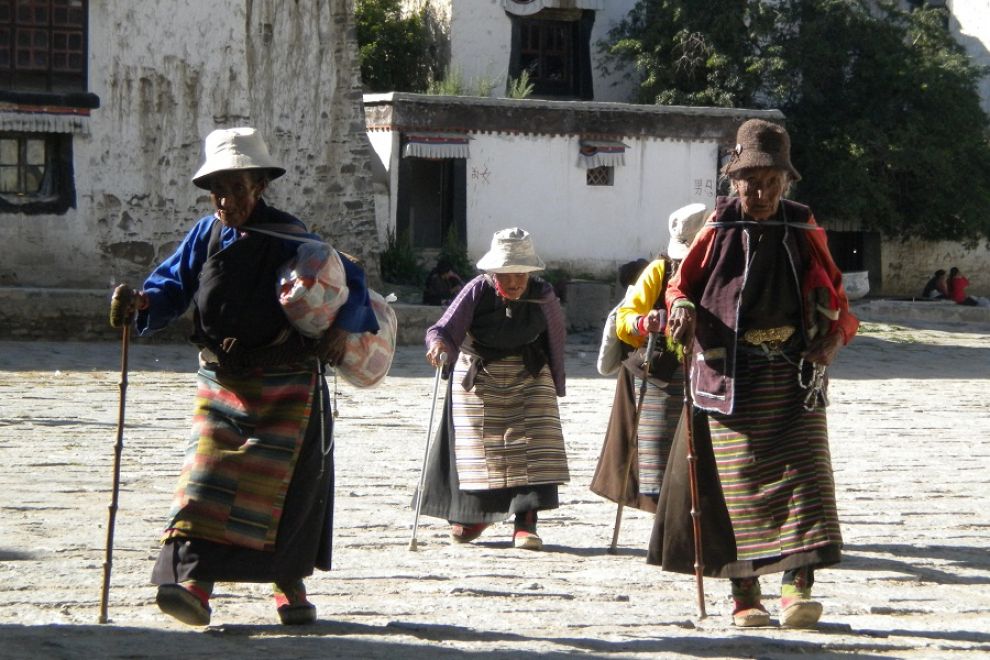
[396, 156, 466, 249]
[826, 230, 882, 290]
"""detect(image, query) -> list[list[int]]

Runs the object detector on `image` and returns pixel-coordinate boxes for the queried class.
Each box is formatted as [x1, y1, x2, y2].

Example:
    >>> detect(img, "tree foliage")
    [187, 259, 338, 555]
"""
[355, 0, 435, 93]
[602, 0, 990, 244]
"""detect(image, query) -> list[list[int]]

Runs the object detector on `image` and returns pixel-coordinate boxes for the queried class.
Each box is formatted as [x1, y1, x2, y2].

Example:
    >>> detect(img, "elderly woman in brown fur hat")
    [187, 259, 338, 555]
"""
[651, 119, 859, 629]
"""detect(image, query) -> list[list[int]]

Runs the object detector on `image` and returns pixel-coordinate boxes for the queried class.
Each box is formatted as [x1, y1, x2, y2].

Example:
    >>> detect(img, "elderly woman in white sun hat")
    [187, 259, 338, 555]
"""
[420, 228, 568, 551]
[108, 127, 379, 626]
[591, 203, 707, 514]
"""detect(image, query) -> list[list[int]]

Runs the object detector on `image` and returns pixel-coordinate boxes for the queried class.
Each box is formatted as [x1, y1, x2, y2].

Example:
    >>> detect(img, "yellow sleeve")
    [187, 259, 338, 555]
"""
[615, 259, 666, 348]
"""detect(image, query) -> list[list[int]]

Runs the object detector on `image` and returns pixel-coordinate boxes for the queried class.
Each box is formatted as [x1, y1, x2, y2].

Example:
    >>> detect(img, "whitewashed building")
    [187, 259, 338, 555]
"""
[365, 92, 779, 278]
[0, 0, 378, 338]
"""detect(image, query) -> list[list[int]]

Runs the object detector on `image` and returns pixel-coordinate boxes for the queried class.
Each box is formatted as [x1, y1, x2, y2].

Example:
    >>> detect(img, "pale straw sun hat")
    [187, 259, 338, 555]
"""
[476, 227, 546, 274]
[192, 127, 286, 189]
[666, 203, 708, 261]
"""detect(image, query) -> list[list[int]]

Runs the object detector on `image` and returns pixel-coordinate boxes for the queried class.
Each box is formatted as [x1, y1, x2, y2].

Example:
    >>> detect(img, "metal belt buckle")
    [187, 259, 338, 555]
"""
[742, 325, 795, 350]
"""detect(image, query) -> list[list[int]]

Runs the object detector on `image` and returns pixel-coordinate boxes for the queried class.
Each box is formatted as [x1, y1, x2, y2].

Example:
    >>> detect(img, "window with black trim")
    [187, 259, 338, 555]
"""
[0, 131, 74, 213]
[508, 9, 595, 100]
[586, 165, 613, 186]
[0, 0, 88, 93]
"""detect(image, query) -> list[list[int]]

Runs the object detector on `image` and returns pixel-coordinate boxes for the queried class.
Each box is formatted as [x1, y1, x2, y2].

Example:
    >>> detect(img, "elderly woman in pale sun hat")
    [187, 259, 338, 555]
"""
[591, 202, 707, 515]
[108, 127, 379, 626]
[420, 228, 568, 551]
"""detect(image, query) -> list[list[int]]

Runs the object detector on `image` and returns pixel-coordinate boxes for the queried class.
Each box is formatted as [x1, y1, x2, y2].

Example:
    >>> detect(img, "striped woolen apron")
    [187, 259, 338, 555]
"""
[162, 367, 315, 551]
[707, 351, 841, 562]
[451, 353, 568, 491]
[635, 365, 684, 496]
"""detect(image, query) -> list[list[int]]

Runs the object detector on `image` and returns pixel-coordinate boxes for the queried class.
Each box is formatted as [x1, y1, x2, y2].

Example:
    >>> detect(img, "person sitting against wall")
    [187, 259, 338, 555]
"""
[921, 269, 949, 300]
[947, 267, 989, 306]
[423, 257, 466, 306]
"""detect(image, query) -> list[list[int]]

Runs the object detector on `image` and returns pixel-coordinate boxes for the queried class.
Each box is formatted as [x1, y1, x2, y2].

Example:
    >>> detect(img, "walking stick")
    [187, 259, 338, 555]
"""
[99, 322, 130, 624]
[608, 332, 657, 554]
[409, 352, 447, 551]
[682, 350, 707, 619]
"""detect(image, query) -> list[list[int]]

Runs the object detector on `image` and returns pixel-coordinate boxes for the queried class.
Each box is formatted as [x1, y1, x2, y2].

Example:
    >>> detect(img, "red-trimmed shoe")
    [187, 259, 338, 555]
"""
[732, 601, 771, 627]
[731, 578, 770, 627]
[450, 522, 490, 544]
[513, 511, 542, 551]
[274, 580, 317, 626]
[156, 581, 212, 626]
[780, 571, 822, 628]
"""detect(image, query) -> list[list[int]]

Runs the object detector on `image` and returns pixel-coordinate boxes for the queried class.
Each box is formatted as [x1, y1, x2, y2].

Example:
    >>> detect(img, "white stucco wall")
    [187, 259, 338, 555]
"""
[948, 0, 990, 114]
[0, 0, 377, 289]
[880, 237, 990, 298]
[463, 134, 716, 274]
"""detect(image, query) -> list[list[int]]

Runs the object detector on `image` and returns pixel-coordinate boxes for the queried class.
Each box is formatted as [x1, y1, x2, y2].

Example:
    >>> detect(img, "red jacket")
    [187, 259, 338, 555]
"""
[666, 197, 858, 414]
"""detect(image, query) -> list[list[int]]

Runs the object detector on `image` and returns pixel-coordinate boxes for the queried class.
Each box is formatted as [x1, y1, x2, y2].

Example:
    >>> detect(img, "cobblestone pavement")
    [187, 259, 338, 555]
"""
[0, 319, 988, 659]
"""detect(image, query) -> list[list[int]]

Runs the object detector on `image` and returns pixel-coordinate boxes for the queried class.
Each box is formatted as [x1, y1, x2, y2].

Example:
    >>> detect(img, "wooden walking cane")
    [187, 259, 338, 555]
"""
[409, 352, 447, 551]
[682, 349, 707, 619]
[608, 331, 657, 554]
[99, 322, 130, 624]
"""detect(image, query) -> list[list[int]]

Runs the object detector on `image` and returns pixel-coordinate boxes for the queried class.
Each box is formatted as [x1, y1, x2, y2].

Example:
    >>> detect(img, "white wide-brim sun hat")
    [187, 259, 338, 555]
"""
[476, 227, 546, 274]
[192, 127, 286, 189]
[667, 202, 709, 261]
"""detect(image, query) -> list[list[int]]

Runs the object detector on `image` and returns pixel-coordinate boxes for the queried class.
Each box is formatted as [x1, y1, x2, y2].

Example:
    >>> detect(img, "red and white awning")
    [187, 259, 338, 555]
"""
[402, 132, 471, 159]
[577, 139, 628, 168]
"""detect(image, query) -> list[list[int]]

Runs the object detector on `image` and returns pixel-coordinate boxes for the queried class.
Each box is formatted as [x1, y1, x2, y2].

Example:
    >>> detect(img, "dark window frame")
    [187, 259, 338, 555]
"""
[508, 9, 595, 100]
[586, 165, 614, 186]
[0, 0, 88, 92]
[0, 130, 75, 214]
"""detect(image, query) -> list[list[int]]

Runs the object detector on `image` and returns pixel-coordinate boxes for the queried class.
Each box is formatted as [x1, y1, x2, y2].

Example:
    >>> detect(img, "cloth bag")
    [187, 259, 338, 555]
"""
[270, 228, 396, 388]
[277, 242, 349, 338]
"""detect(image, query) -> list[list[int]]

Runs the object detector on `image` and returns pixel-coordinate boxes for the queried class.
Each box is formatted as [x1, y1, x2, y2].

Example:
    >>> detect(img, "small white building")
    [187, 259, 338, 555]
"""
[365, 92, 779, 278]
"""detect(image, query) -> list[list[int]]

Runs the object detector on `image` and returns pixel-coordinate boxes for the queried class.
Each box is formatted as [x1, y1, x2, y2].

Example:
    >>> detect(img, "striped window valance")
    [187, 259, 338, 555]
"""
[0, 110, 90, 135]
[577, 139, 628, 169]
[503, 0, 605, 17]
[402, 132, 470, 159]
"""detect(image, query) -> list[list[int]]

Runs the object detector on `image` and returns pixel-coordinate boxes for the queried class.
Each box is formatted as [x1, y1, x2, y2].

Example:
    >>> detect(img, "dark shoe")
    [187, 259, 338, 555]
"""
[450, 522, 490, 544]
[513, 511, 543, 551]
[274, 580, 317, 626]
[156, 583, 212, 626]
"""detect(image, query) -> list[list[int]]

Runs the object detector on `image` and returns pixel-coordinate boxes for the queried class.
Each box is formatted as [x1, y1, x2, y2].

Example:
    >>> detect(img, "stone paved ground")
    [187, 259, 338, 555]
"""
[0, 319, 988, 659]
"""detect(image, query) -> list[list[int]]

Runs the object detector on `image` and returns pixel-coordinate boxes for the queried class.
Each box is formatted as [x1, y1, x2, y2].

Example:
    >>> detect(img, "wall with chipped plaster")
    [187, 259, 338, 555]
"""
[0, 0, 379, 291]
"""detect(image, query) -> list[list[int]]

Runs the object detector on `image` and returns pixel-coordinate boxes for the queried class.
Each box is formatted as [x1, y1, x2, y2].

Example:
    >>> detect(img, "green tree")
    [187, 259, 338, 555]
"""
[603, 0, 990, 244]
[355, 0, 434, 92]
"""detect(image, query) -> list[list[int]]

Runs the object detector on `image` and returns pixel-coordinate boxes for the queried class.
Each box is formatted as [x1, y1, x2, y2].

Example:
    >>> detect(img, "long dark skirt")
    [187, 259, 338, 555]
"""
[152, 376, 335, 585]
[590, 364, 683, 513]
[648, 351, 841, 579]
[417, 379, 559, 524]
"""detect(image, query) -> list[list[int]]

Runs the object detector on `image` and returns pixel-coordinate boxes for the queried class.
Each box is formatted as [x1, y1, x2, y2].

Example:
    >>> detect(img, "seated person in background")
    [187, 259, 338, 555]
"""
[423, 257, 465, 305]
[921, 269, 948, 300]
[947, 267, 987, 306]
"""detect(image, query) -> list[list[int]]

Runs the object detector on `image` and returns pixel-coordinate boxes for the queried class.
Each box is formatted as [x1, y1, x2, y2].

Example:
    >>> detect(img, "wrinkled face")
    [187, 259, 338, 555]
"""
[732, 167, 788, 220]
[208, 171, 266, 228]
[493, 272, 529, 300]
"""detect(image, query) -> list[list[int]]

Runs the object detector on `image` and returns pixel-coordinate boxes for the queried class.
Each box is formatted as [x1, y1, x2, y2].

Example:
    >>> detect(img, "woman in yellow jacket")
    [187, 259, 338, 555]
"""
[590, 203, 707, 514]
